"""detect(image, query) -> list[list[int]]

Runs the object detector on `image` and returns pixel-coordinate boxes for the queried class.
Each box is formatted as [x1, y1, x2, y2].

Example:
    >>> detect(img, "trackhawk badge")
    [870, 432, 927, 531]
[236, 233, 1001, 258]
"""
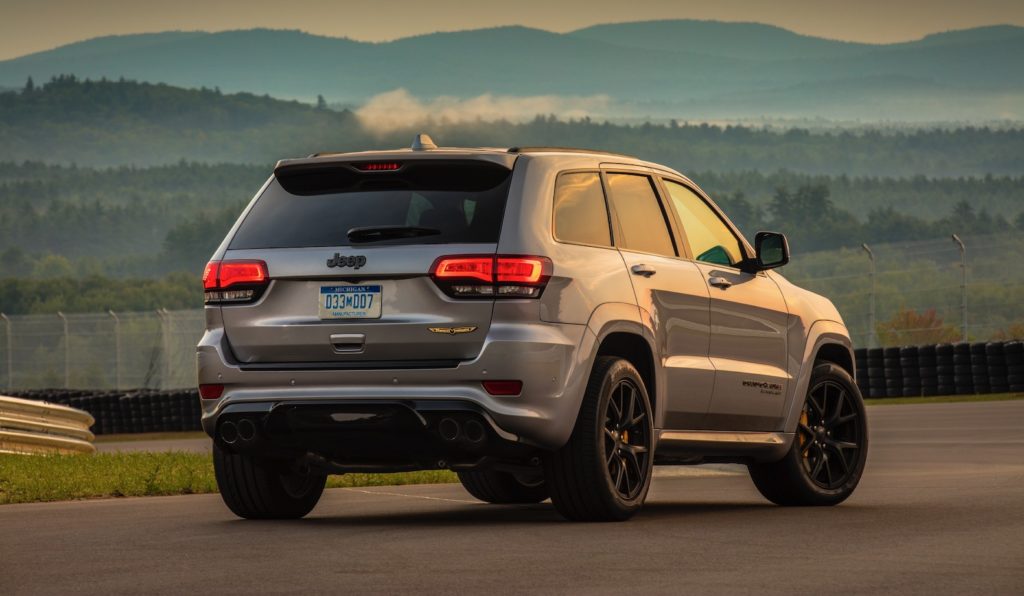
[428, 326, 478, 335]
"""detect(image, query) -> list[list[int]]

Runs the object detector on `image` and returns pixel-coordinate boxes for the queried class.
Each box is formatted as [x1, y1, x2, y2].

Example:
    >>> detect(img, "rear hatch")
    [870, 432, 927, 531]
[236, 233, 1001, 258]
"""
[214, 157, 515, 367]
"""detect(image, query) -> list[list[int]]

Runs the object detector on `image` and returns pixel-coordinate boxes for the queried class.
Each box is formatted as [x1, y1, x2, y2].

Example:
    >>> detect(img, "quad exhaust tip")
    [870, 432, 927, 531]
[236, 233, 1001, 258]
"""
[220, 420, 238, 444]
[438, 417, 460, 441]
[463, 419, 485, 444]
[237, 418, 257, 442]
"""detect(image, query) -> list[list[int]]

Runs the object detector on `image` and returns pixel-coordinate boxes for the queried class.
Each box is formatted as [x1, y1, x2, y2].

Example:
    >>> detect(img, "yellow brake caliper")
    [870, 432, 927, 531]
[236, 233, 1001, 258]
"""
[798, 410, 809, 456]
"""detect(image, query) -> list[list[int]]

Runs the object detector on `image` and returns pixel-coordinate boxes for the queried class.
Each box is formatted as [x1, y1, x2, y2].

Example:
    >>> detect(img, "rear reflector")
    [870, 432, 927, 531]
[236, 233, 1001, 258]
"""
[482, 380, 523, 396]
[431, 255, 552, 298]
[199, 384, 225, 399]
[203, 260, 269, 304]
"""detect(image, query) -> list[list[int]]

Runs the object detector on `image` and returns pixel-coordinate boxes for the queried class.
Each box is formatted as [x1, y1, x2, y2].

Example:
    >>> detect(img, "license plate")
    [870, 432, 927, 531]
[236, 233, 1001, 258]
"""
[319, 285, 382, 320]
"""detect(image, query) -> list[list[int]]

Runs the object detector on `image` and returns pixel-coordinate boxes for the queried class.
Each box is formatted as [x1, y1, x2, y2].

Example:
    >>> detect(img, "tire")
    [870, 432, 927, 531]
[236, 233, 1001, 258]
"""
[748, 362, 868, 506]
[544, 356, 654, 522]
[213, 442, 326, 519]
[457, 469, 549, 504]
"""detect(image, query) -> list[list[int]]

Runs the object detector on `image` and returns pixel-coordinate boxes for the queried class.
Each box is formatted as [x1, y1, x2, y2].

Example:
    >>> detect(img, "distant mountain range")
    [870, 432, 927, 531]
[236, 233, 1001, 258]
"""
[1, 20, 1023, 122]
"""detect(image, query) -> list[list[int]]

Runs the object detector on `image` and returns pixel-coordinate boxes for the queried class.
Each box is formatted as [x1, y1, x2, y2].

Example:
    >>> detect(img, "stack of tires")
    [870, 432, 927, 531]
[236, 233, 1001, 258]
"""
[953, 342, 974, 395]
[986, 342, 1008, 393]
[883, 346, 903, 399]
[899, 346, 920, 397]
[918, 345, 939, 396]
[936, 343, 956, 395]
[865, 347, 885, 398]
[970, 342, 990, 395]
[1008, 341, 1024, 392]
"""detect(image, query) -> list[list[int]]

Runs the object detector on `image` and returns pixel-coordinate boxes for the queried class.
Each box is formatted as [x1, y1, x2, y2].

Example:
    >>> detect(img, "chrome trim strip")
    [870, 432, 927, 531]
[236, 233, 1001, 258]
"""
[658, 430, 785, 445]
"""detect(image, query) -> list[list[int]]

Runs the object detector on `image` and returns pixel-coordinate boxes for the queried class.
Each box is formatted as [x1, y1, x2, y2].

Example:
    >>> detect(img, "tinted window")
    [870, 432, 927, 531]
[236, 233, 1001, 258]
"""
[663, 180, 744, 266]
[553, 172, 611, 247]
[230, 161, 511, 249]
[605, 173, 676, 257]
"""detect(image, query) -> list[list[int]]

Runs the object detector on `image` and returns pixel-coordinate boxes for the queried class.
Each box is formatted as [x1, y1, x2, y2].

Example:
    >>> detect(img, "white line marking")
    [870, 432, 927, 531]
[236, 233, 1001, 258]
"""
[340, 487, 480, 505]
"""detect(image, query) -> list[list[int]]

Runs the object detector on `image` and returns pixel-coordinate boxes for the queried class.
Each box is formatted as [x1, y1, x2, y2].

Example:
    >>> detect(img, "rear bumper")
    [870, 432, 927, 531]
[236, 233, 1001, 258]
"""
[196, 320, 593, 451]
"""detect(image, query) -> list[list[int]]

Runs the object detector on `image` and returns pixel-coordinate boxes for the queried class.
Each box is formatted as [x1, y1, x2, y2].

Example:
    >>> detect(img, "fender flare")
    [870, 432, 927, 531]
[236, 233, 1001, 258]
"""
[577, 302, 664, 426]
[781, 320, 855, 434]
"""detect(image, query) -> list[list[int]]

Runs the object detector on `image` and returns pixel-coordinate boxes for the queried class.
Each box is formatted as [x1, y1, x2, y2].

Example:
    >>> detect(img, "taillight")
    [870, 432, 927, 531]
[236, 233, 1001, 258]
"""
[430, 255, 552, 298]
[203, 260, 269, 304]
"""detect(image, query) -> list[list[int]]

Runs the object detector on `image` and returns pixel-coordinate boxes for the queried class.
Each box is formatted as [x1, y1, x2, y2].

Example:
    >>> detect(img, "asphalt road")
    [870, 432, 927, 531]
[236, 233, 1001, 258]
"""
[3, 400, 1023, 595]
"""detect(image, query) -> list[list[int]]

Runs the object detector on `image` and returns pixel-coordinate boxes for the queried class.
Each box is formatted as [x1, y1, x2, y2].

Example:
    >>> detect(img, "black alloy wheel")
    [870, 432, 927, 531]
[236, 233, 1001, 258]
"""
[604, 378, 651, 500]
[545, 356, 655, 521]
[797, 380, 863, 490]
[748, 361, 868, 506]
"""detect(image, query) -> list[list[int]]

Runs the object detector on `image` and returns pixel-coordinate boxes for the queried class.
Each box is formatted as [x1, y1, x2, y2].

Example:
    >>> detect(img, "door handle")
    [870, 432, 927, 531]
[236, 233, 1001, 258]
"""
[709, 276, 732, 289]
[631, 264, 657, 277]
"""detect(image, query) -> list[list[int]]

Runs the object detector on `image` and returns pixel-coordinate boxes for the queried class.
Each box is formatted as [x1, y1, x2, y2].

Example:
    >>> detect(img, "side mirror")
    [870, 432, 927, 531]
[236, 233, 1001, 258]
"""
[754, 231, 790, 270]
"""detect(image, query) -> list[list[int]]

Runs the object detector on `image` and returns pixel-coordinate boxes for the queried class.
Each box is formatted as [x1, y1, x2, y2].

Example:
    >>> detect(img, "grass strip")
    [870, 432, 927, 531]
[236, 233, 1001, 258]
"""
[864, 392, 1023, 406]
[93, 431, 208, 443]
[0, 452, 456, 505]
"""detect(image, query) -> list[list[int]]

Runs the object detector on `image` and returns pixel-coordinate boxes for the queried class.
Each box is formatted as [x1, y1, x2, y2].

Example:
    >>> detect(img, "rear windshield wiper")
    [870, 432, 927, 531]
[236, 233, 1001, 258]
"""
[347, 226, 442, 243]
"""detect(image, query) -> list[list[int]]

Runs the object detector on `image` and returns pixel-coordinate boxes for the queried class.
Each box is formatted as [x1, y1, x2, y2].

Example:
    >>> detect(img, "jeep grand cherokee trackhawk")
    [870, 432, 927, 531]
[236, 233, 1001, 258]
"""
[197, 135, 868, 521]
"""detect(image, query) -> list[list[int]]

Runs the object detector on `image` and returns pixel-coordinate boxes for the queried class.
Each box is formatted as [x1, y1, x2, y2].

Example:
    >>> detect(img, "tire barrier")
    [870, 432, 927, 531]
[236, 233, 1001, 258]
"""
[0, 394, 96, 454]
[854, 340, 1024, 399]
[4, 389, 202, 436]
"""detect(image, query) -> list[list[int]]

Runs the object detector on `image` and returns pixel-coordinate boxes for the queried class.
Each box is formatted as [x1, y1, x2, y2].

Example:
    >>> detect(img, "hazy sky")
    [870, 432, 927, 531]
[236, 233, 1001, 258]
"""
[2, 0, 1023, 60]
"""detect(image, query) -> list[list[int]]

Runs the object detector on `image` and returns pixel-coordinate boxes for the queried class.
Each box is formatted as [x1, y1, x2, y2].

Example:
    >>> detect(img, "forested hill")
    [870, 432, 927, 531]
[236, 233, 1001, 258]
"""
[2, 77, 1024, 177]
[1, 22, 1022, 121]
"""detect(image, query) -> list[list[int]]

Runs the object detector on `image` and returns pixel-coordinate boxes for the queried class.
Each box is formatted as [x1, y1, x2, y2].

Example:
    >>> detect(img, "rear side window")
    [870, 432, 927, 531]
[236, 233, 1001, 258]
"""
[229, 160, 512, 249]
[552, 172, 612, 247]
[605, 173, 676, 257]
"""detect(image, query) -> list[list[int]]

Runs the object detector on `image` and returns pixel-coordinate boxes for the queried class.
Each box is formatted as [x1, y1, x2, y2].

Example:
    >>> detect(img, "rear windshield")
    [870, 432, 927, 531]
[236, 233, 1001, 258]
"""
[229, 160, 513, 249]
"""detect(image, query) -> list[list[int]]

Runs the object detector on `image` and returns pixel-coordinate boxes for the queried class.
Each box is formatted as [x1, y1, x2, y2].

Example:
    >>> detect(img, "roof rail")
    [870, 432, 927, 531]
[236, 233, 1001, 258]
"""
[507, 146, 636, 159]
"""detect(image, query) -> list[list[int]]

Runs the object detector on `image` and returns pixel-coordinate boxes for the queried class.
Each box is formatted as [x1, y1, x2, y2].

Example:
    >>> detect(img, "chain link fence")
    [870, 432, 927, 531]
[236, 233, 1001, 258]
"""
[785, 232, 1024, 348]
[0, 309, 204, 391]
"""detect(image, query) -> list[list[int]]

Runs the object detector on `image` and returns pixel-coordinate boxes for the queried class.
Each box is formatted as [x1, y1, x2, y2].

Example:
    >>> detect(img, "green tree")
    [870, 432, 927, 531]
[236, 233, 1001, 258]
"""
[32, 254, 73, 278]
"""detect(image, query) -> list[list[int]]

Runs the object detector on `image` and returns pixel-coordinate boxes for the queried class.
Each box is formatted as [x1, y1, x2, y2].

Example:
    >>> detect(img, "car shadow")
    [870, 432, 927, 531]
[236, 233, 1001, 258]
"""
[214, 501, 778, 529]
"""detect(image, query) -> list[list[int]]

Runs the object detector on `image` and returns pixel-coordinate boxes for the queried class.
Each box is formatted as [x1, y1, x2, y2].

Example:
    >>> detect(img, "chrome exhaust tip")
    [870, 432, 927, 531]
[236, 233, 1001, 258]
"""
[220, 420, 239, 444]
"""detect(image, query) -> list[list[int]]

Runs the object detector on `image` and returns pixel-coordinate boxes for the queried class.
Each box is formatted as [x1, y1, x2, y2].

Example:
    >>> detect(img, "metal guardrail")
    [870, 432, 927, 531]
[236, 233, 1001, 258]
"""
[0, 395, 96, 455]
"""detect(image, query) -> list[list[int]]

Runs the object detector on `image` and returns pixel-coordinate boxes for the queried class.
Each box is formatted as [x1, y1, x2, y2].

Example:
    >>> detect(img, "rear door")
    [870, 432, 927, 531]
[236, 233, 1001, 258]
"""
[659, 178, 790, 431]
[217, 159, 513, 366]
[603, 170, 715, 429]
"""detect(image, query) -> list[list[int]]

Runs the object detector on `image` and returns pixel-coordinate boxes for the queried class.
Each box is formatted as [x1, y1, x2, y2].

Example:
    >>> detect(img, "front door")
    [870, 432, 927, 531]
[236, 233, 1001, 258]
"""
[660, 179, 790, 431]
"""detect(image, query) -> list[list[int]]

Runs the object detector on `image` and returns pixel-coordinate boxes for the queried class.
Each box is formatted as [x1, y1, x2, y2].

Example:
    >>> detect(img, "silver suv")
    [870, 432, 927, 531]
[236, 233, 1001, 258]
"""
[198, 135, 868, 521]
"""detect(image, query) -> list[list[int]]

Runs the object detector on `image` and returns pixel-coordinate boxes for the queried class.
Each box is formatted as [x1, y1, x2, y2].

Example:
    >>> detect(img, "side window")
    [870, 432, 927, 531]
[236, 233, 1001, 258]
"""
[552, 172, 612, 247]
[663, 180, 744, 266]
[605, 173, 676, 257]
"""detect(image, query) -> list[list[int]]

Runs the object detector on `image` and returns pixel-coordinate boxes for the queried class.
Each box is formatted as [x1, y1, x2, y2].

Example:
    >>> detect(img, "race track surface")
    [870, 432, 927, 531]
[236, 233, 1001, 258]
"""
[3, 400, 1022, 594]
